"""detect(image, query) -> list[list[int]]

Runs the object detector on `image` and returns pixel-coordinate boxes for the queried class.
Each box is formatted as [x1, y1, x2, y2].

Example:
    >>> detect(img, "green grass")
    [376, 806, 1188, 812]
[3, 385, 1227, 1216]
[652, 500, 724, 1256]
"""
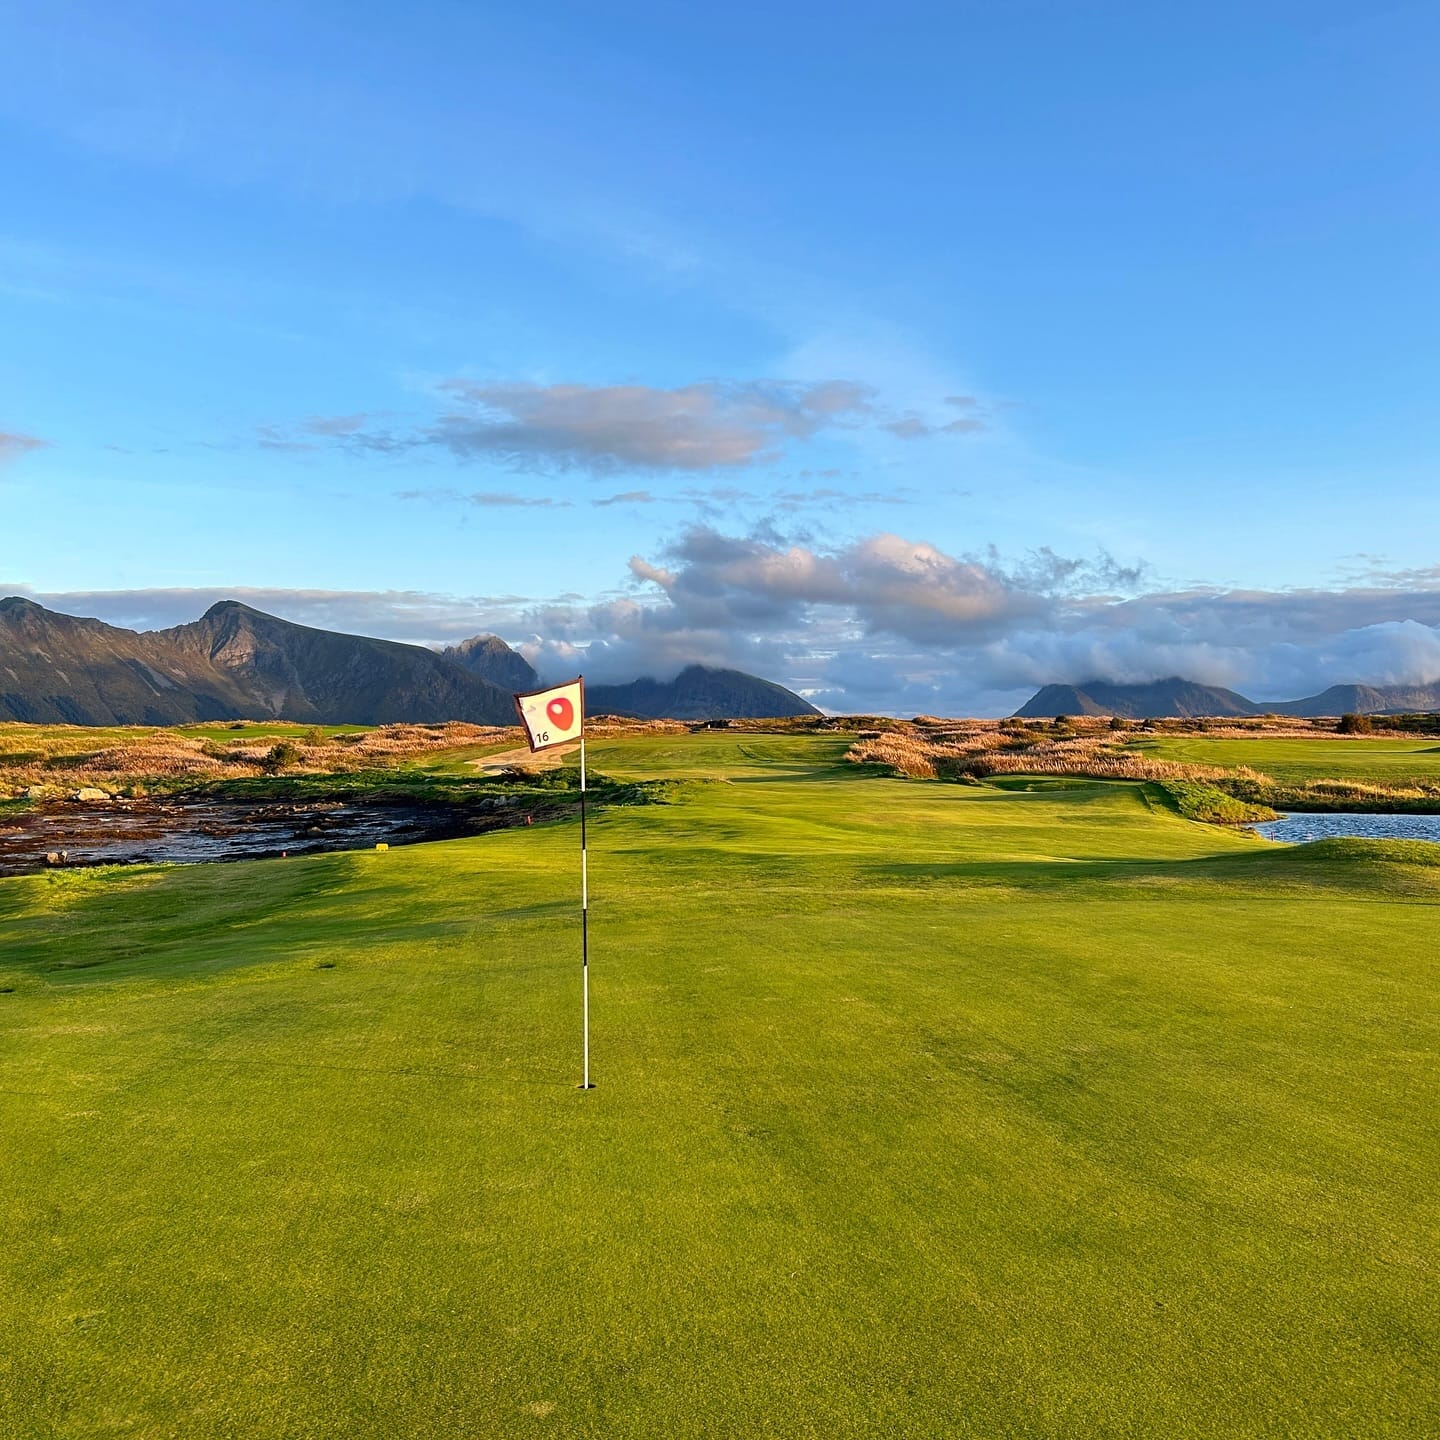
[1149, 777, 1278, 824]
[2, 734, 1436, 1437]
[1131, 734, 1440, 784]
[174, 722, 371, 741]
[187, 761, 658, 810]
[0, 721, 372, 752]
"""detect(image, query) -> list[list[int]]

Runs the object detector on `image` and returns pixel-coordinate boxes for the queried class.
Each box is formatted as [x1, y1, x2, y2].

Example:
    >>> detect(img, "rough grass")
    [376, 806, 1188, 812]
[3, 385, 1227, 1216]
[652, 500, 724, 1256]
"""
[842, 729, 942, 778]
[845, 720, 1440, 814]
[0, 717, 692, 800]
[1, 732, 1436, 1438]
[846, 724, 1242, 785]
[13, 714, 1439, 813]
[0, 720, 512, 796]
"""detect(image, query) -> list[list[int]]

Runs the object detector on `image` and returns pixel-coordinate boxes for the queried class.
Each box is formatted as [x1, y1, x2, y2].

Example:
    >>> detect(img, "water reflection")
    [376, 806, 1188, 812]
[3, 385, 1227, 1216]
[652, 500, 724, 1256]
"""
[1252, 812, 1440, 844]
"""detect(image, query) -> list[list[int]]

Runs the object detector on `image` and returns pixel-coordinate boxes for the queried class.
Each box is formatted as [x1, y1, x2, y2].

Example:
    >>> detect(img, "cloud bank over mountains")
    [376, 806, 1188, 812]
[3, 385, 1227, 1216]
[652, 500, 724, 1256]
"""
[517, 529, 1440, 712]
[10, 540, 1440, 716]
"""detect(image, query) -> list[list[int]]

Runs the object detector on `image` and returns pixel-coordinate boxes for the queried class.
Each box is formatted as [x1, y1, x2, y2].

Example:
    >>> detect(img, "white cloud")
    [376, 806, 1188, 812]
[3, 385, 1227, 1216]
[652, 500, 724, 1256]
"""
[298, 379, 877, 473]
[263, 371, 995, 477]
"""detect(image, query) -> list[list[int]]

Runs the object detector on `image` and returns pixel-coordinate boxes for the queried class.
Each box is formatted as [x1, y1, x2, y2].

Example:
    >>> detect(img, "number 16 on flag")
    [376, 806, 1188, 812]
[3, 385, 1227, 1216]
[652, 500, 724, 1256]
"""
[515, 678, 584, 752]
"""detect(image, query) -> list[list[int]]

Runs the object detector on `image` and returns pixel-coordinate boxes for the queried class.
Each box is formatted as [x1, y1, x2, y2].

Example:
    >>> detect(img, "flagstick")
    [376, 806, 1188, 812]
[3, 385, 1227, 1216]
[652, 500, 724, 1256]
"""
[579, 728, 593, 1089]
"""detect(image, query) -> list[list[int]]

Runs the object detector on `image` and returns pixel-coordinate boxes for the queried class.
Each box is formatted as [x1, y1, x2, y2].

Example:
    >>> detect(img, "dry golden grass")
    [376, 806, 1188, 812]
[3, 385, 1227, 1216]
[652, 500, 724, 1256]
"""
[586, 717, 690, 738]
[3, 711, 1432, 804]
[0, 716, 695, 798]
[0, 722, 511, 797]
[846, 719, 1242, 786]
[842, 714, 1440, 813]
[1278, 776, 1440, 804]
[843, 732, 942, 779]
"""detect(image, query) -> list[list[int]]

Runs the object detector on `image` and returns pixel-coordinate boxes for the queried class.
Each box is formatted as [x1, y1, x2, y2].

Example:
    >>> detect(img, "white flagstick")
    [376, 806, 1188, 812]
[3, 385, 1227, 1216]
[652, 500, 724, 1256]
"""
[511, 676, 590, 1090]
[579, 724, 593, 1089]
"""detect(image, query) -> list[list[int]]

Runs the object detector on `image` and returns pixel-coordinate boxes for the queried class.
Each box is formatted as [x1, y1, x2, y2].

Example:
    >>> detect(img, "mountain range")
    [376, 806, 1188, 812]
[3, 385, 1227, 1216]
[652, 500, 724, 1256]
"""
[1015, 677, 1440, 719]
[0, 597, 817, 726]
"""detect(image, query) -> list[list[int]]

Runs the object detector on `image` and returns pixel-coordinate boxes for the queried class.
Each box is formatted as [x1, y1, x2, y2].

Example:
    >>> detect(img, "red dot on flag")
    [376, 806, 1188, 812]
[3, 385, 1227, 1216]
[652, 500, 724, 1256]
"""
[546, 696, 574, 729]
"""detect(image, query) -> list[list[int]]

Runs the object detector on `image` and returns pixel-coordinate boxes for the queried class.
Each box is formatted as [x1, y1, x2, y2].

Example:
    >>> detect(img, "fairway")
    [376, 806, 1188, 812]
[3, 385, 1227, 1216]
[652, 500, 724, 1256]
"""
[1129, 733, 1440, 785]
[2, 733, 1436, 1438]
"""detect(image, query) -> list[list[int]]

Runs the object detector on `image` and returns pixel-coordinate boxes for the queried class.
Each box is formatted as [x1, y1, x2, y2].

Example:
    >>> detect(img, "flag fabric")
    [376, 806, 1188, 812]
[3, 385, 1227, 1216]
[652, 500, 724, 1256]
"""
[514, 678, 584, 753]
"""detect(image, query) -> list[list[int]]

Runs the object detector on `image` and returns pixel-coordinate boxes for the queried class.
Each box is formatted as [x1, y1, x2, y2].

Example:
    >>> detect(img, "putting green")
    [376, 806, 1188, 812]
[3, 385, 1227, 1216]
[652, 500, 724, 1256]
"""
[1, 733, 1435, 1437]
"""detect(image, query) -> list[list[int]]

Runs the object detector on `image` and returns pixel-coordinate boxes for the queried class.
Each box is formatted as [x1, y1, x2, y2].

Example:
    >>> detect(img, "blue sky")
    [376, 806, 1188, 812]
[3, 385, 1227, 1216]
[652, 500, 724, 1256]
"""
[3, 0, 1438, 712]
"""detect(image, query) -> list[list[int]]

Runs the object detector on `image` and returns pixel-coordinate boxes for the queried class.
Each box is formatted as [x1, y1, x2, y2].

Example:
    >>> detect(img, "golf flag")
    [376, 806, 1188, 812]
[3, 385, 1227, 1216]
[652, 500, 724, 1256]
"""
[513, 675, 595, 1090]
[515, 678, 584, 753]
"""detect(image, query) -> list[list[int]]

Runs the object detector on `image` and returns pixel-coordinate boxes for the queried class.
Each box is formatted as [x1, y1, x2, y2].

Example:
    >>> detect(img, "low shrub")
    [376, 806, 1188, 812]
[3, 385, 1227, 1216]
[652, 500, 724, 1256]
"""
[263, 742, 302, 773]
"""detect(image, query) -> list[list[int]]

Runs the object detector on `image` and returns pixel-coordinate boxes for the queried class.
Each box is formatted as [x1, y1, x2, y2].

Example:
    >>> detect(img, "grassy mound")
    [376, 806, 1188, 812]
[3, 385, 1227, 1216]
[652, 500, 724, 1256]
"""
[1152, 778, 1277, 824]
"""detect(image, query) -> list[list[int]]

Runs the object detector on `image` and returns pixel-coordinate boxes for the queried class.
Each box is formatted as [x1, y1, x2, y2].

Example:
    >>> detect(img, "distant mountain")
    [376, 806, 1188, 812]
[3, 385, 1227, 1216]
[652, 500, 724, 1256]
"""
[0, 598, 817, 726]
[441, 634, 537, 691]
[1266, 682, 1440, 717]
[161, 602, 519, 724]
[589, 665, 818, 720]
[0, 598, 516, 726]
[1015, 675, 1440, 719]
[0, 596, 255, 725]
[1016, 679, 1257, 719]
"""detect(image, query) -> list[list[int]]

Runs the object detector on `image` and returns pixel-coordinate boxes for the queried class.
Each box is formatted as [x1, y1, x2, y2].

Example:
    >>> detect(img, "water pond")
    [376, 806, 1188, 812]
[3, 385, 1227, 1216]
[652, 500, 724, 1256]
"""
[0, 797, 527, 877]
[1251, 812, 1440, 844]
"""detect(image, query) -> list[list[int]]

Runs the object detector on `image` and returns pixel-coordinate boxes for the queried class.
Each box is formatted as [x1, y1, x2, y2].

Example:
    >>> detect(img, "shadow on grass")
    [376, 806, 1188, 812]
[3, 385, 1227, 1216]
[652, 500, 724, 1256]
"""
[867, 837, 1440, 899]
[0, 852, 563, 982]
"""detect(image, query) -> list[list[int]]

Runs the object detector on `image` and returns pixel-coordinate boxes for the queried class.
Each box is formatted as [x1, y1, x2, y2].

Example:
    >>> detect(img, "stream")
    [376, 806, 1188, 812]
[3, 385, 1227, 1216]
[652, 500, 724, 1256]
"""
[0, 797, 524, 877]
